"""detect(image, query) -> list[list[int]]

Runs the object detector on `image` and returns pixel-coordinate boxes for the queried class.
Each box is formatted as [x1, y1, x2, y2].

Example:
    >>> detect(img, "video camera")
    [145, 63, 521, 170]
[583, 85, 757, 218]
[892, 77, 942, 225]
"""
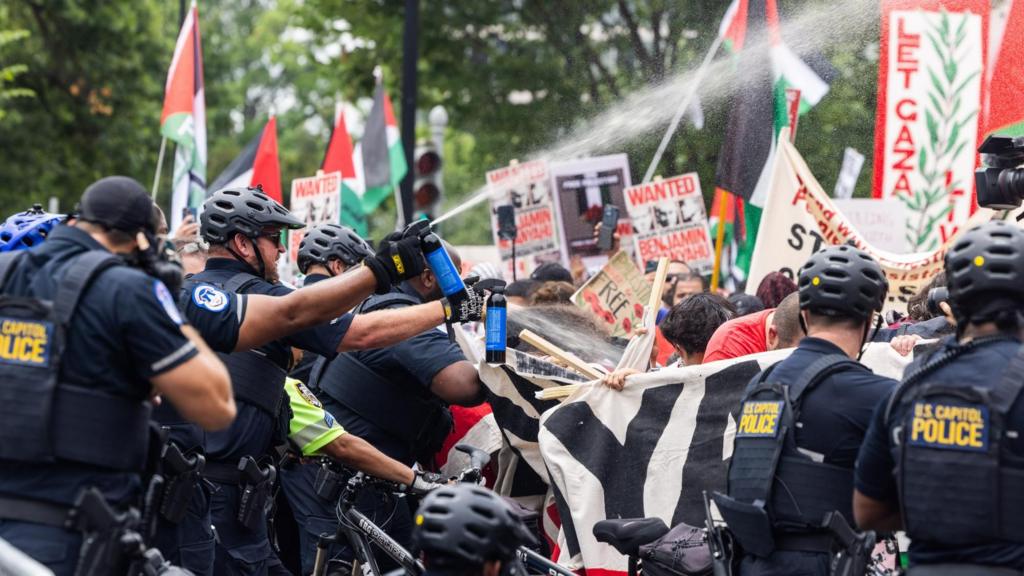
[975, 134, 1024, 209]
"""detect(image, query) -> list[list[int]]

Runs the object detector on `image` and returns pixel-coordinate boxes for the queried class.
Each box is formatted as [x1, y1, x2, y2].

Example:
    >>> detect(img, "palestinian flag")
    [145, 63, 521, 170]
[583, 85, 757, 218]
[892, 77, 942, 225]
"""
[354, 80, 407, 216]
[208, 116, 282, 202]
[160, 1, 206, 232]
[983, 0, 1024, 136]
[322, 102, 368, 236]
[712, 0, 829, 288]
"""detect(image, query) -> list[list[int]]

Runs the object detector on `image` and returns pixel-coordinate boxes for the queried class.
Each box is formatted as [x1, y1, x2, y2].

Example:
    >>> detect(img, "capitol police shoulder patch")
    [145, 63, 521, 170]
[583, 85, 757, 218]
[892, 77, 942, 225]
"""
[192, 285, 229, 313]
[154, 280, 184, 325]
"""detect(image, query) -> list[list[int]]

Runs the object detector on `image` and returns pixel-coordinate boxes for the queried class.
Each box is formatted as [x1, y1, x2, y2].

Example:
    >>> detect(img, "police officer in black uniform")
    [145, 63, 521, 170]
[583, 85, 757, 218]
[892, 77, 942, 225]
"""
[179, 186, 484, 576]
[0, 176, 234, 576]
[712, 245, 896, 576]
[411, 485, 538, 576]
[855, 220, 1024, 575]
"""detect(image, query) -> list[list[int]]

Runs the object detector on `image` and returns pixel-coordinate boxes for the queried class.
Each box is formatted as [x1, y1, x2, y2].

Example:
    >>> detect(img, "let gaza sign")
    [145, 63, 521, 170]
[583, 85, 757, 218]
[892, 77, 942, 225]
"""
[623, 173, 714, 274]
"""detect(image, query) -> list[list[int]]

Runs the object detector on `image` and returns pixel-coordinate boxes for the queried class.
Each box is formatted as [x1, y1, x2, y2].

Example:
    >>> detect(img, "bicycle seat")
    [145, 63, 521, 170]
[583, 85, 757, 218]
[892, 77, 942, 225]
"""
[593, 518, 670, 557]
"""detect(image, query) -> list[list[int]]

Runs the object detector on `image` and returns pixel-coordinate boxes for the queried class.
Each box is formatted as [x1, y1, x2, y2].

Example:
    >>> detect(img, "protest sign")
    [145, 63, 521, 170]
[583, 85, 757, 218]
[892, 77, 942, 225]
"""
[623, 173, 714, 274]
[572, 251, 651, 338]
[486, 160, 563, 279]
[872, 1, 989, 251]
[833, 147, 865, 200]
[747, 134, 988, 313]
[834, 198, 909, 253]
[287, 171, 342, 276]
[536, 344, 910, 573]
[549, 155, 634, 267]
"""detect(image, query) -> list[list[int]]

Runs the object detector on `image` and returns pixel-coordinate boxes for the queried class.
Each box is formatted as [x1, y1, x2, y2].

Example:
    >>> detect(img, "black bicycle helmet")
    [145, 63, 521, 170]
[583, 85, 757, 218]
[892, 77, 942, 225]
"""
[797, 245, 888, 320]
[297, 223, 373, 274]
[200, 185, 303, 244]
[945, 220, 1024, 316]
[412, 485, 538, 568]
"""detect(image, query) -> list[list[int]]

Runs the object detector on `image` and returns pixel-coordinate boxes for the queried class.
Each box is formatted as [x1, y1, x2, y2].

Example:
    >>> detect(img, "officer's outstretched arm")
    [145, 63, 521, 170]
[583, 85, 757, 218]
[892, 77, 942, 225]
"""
[235, 267, 378, 351]
[852, 489, 902, 532]
[430, 361, 485, 406]
[338, 301, 446, 351]
[152, 325, 236, 430]
[323, 433, 415, 486]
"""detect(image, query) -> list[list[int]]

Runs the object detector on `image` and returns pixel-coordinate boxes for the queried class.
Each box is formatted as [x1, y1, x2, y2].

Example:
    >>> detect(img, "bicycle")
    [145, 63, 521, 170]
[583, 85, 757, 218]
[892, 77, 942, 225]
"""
[311, 444, 574, 576]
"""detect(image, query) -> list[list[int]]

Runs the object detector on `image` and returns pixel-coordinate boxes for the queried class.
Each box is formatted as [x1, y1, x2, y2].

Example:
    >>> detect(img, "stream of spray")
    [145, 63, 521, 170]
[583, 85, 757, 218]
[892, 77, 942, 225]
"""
[508, 306, 625, 366]
[431, 0, 878, 227]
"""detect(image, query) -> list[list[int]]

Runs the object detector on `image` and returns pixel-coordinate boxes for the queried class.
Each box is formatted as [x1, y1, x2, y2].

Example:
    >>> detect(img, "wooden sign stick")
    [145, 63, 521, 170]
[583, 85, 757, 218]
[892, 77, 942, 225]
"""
[647, 257, 670, 314]
[518, 329, 606, 381]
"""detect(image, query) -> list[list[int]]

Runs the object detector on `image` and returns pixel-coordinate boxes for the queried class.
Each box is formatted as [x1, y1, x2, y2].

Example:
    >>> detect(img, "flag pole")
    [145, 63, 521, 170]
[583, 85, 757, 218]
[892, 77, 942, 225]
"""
[710, 192, 728, 292]
[152, 136, 167, 200]
[642, 32, 724, 184]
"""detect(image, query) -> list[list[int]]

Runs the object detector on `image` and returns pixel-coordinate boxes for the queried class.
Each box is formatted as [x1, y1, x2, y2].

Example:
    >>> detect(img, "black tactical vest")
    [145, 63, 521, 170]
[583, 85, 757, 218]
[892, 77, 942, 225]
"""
[0, 250, 152, 471]
[713, 355, 863, 557]
[885, 342, 1024, 545]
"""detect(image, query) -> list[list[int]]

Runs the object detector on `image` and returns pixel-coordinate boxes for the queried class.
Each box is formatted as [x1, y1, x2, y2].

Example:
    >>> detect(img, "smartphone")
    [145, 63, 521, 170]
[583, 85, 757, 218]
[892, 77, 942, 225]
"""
[597, 204, 619, 251]
[181, 207, 197, 221]
[496, 205, 517, 241]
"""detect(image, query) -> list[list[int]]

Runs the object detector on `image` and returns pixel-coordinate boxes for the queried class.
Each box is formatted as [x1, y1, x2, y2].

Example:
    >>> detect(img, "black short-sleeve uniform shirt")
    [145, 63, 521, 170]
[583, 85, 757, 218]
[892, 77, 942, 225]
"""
[289, 272, 331, 384]
[317, 283, 466, 465]
[188, 258, 352, 462]
[855, 337, 1024, 569]
[0, 226, 198, 506]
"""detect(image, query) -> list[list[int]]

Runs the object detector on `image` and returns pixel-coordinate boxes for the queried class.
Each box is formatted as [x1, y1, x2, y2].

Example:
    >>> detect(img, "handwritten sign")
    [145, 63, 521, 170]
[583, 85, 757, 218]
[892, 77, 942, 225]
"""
[572, 251, 651, 338]
[623, 173, 714, 274]
[486, 160, 563, 279]
[287, 171, 342, 276]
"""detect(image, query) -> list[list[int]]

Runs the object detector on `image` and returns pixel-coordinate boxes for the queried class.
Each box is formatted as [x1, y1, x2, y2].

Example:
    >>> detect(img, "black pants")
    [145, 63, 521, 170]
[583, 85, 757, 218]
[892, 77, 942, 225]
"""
[739, 550, 830, 576]
[152, 479, 216, 575]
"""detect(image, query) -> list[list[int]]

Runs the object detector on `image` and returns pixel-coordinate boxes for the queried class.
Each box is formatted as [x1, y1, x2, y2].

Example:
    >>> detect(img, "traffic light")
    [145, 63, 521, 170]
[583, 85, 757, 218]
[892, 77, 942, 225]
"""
[413, 143, 443, 219]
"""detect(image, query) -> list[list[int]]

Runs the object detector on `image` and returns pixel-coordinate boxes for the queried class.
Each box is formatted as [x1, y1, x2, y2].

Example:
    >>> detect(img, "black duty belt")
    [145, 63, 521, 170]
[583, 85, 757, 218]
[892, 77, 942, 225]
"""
[0, 496, 73, 528]
[773, 531, 834, 553]
[203, 460, 243, 485]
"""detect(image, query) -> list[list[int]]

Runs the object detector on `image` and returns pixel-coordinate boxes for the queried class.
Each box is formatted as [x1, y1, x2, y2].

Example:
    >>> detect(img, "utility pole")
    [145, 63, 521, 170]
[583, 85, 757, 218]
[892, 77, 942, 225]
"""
[398, 0, 420, 227]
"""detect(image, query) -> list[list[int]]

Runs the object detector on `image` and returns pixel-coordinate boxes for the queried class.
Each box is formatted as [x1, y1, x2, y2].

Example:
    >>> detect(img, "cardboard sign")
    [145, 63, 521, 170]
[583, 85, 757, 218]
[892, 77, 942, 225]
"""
[287, 171, 342, 276]
[748, 134, 988, 313]
[834, 198, 909, 253]
[549, 155, 634, 267]
[572, 251, 651, 338]
[872, 1, 989, 251]
[486, 160, 563, 280]
[623, 173, 714, 274]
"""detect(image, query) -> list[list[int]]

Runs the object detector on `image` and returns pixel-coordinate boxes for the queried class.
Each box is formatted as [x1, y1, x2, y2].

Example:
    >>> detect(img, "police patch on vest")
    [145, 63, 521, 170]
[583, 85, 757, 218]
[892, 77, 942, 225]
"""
[192, 285, 229, 312]
[0, 317, 53, 367]
[154, 280, 183, 325]
[737, 400, 783, 437]
[295, 381, 323, 408]
[909, 401, 990, 452]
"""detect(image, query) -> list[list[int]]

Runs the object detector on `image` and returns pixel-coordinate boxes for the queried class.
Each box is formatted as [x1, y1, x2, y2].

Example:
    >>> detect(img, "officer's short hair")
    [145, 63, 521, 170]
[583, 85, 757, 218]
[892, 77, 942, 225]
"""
[772, 292, 803, 348]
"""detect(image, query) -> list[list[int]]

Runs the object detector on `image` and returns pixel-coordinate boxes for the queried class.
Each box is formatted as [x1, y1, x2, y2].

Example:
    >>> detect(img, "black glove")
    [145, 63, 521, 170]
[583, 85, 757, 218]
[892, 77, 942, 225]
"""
[364, 235, 425, 294]
[442, 282, 486, 325]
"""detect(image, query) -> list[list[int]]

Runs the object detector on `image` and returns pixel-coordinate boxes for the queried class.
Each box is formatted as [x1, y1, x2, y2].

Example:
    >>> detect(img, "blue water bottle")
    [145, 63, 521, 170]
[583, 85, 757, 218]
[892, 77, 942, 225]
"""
[421, 231, 466, 298]
[485, 285, 507, 364]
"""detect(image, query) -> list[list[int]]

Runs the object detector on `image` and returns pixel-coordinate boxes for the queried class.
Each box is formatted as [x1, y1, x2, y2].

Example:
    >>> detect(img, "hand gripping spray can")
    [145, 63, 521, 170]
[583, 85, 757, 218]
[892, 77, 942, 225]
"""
[421, 230, 467, 342]
[485, 285, 506, 364]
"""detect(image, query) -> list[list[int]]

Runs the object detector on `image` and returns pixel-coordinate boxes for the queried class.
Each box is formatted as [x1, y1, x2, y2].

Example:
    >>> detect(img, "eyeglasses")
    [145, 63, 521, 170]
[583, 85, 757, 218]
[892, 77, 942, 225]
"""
[256, 231, 283, 247]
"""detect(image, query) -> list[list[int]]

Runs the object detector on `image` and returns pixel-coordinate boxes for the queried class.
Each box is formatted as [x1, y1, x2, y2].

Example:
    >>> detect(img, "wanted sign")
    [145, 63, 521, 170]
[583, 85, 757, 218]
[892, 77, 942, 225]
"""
[572, 251, 651, 338]
[487, 160, 562, 279]
[287, 171, 342, 275]
[623, 173, 714, 274]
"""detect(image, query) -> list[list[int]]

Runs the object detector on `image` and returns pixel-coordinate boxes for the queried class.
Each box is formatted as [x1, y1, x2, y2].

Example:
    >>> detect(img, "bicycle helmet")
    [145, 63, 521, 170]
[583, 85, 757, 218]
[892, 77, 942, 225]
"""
[200, 185, 303, 245]
[412, 485, 538, 568]
[797, 245, 888, 320]
[297, 223, 372, 274]
[945, 220, 1024, 319]
[0, 204, 64, 252]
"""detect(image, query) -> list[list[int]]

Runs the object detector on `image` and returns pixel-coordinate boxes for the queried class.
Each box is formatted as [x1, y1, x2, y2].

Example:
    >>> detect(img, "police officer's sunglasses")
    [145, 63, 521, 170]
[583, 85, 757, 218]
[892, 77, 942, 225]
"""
[257, 230, 284, 247]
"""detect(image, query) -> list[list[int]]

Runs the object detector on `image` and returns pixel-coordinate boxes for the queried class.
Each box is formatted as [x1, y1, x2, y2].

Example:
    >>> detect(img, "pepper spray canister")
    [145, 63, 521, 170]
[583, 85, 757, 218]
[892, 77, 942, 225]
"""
[421, 232, 466, 298]
[485, 285, 507, 364]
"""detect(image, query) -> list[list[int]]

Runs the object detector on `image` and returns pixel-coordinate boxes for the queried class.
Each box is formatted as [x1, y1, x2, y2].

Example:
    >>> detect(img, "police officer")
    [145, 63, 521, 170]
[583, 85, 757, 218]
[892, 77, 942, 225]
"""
[855, 220, 1024, 575]
[181, 186, 484, 576]
[411, 485, 537, 576]
[0, 176, 234, 576]
[712, 245, 896, 576]
[309, 236, 486, 568]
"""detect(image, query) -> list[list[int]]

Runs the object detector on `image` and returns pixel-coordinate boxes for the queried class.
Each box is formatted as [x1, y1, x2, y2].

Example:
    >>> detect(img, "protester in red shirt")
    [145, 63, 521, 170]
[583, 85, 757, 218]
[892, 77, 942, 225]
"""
[702, 291, 802, 363]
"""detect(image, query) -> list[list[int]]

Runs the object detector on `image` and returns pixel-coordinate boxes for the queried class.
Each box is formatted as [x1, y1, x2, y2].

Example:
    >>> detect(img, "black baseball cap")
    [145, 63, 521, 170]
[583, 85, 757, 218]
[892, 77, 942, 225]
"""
[530, 262, 573, 283]
[78, 176, 156, 234]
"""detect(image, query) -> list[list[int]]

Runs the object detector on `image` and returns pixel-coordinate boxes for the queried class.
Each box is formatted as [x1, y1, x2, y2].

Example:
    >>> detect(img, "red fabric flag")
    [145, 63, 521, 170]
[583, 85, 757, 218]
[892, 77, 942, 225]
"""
[251, 117, 281, 202]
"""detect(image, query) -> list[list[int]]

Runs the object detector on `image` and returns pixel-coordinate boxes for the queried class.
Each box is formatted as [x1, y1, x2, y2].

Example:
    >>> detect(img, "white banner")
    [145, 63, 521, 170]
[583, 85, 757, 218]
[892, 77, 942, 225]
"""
[833, 198, 909, 253]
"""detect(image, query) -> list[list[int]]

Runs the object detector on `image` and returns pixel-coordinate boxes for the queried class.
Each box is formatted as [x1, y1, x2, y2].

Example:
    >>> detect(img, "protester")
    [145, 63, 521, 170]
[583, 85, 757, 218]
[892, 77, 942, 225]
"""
[506, 279, 539, 307]
[754, 270, 797, 308]
[702, 291, 801, 363]
[714, 245, 897, 576]
[530, 261, 573, 284]
[530, 281, 575, 305]
[728, 293, 765, 317]
[854, 221, 1024, 574]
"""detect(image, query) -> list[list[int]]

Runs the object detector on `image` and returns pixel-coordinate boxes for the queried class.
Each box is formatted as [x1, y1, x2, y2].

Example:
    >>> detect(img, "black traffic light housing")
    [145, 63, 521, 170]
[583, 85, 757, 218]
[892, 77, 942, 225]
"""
[414, 143, 443, 218]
